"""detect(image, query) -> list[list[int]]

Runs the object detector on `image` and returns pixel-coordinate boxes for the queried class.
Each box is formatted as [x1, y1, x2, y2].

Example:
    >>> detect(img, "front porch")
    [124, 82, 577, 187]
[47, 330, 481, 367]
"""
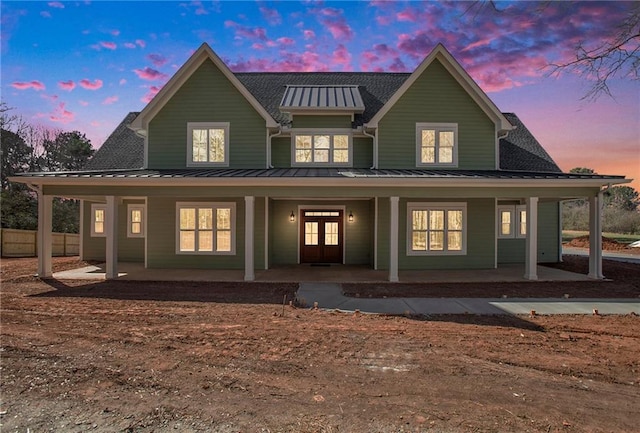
[53, 262, 592, 283]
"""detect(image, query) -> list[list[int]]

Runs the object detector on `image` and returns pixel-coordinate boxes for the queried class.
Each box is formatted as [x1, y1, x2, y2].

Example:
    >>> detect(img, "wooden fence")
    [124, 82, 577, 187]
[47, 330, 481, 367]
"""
[0, 228, 79, 257]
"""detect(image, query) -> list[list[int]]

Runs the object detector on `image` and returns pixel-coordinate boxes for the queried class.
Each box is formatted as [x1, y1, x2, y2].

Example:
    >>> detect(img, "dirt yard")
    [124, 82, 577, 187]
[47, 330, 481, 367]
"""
[1, 257, 639, 433]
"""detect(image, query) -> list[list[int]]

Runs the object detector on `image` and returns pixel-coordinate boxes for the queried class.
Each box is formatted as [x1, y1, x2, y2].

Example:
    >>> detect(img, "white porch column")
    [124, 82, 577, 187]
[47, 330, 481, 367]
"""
[105, 196, 119, 279]
[37, 194, 53, 278]
[524, 197, 538, 280]
[244, 196, 255, 281]
[389, 196, 399, 282]
[588, 194, 604, 279]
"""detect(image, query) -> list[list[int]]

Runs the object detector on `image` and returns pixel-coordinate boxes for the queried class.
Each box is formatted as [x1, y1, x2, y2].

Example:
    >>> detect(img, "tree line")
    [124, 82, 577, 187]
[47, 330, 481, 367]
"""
[1, 103, 94, 233]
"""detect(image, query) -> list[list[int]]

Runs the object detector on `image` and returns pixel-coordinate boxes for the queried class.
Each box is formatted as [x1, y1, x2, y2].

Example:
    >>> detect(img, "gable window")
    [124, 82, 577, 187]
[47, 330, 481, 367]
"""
[497, 205, 527, 239]
[176, 202, 235, 254]
[416, 123, 458, 167]
[187, 122, 229, 167]
[127, 204, 145, 238]
[90, 204, 107, 237]
[407, 203, 466, 255]
[292, 131, 351, 166]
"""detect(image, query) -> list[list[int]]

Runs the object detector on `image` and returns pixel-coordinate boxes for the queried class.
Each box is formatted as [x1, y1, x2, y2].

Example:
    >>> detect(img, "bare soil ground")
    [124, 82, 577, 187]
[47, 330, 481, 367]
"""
[1, 257, 640, 433]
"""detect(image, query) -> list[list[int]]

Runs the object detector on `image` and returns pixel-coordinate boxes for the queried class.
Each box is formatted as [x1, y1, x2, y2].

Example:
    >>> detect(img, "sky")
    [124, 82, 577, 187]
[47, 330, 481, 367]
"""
[2, 0, 639, 189]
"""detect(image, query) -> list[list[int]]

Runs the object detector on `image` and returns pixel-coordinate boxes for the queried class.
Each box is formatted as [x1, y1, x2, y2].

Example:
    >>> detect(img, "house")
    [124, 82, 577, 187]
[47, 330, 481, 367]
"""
[11, 43, 629, 282]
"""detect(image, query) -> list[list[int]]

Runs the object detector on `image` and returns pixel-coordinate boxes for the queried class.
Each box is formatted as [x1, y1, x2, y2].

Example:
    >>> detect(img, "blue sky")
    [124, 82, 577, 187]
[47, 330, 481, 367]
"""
[2, 1, 638, 187]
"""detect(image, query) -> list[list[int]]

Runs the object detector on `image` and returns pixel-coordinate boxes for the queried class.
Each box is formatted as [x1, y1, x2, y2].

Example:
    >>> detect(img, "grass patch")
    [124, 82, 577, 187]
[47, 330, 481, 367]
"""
[563, 230, 640, 244]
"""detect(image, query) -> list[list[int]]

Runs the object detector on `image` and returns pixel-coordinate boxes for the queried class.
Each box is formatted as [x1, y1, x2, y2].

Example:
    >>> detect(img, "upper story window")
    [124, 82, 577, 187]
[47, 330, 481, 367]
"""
[407, 202, 467, 255]
[416, 123, 458, 167]
[127, 204, 145, 238]
[497, 205, 527, 239]
[176, 202, 235, 255]
[187, 122, 229, 167]
[292, 131, 352, 166]
[90, 204, 107, 237]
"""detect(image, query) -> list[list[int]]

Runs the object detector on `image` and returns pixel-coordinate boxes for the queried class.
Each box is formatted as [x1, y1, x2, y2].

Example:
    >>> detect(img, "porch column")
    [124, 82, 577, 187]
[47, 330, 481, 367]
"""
[588, 194, 604, 279]
[37, 194, 53, 278]
[105, 196, 119, 279]
[244, 196, 255, 281]
[389, 196, 399, 282]
[524, 197, 538, 280]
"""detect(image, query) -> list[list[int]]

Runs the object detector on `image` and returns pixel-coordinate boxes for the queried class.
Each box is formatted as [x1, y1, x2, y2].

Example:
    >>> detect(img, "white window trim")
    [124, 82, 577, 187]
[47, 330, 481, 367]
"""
[186, 122, 230, 167]
[406, 202, 467, 256]
[127, 204, 145, 238]
[90, 204, 107, 237]
[415, 122, 458, 167]
[175, 202, 236, 255]
[290, 129, 353, 167]
[497, 205, 527, 239]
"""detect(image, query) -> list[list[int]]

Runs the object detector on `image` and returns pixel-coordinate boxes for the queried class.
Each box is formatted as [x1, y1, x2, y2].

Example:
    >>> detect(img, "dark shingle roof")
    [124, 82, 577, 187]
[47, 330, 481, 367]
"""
[499, 113, 561, 173]
[236, 72, 409, 127]
[85, 112, 144, 170]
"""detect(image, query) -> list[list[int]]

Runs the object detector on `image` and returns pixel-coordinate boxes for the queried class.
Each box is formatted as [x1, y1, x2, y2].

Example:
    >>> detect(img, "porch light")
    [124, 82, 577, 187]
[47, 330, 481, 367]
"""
[348, 211, 354, 222]
[290, 211, 295, 222]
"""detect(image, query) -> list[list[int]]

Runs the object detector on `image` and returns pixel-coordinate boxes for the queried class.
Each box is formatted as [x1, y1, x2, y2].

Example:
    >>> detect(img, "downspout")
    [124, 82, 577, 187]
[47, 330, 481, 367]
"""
[496, 128, 511, 171]
[267, 127, 283, 169]
[362, 124, 377, 169]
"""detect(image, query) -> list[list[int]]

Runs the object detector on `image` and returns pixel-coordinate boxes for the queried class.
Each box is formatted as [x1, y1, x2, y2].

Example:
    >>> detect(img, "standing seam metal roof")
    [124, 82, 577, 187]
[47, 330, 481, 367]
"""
[280, 85, 365, 112]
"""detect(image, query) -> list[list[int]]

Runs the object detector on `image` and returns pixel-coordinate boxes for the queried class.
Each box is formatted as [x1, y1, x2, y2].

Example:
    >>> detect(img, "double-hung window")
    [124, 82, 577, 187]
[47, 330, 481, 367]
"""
[187, 122, 229, 167]
[407, 203, 466, 255]
[292, 131, 351, 166]
[497, 205, 527, 238]
[176, 202, 235, 254]
[127, 204, 145, 238]
[416, 123, 458, 167]
[90, 204, 107, 237]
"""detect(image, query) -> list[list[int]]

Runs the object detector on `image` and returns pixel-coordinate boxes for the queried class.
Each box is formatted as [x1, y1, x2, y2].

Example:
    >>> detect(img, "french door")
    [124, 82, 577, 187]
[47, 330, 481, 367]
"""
[300, 210, 343, 264]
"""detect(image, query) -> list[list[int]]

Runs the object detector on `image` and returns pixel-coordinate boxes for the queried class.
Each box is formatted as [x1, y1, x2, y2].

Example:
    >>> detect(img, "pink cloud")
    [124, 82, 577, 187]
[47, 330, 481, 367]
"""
[319, 7, 341, 17]
[50, 103, 74, 124]
[123, 42, 136, 49]
[276, 37, 295, 46]
[40, 11, 52, 18]
[331, 44, 352, 70]
[79, 78, 103, 90]
[78, 100, 89, 106]
[147, 53, 168, 67]
[397, 8, 421, 22]
[135, 39, 146, 48]
[11, 80, 45, 91]
[323, 19, 353, 40]
[133, 67, 168, 81]
[228, 51, 330, 73]
[58, 80, 75, 91]
[102, 95, 119, 105]
[40, 93, 58, 102]
[110, 29, 120, 36]
[90, 121, 101, 127]
[259, 5, 282, 25]
[119, 78, 127, 85]
[48, 1, 64, 8]
[100, 41, 117, 50]
[141, 85, 162, 103]
[376, 15, 392, 26]
[252, 43, 265, 50]
[225, 20, 268, 41]
[303, 29, 315, 39]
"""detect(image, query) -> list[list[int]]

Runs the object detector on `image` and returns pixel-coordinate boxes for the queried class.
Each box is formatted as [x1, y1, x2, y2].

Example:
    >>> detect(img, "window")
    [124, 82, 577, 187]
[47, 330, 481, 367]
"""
[292, 132, 351, 166]
[497, 205, 527, 239]
[187, 122, 229, 167]
[176, 202, 235, 254]
[416, 123, 458, 166]
[127, 204, 145, 238]
[407, 203, 466, 255]
[90, 204, 107, 237]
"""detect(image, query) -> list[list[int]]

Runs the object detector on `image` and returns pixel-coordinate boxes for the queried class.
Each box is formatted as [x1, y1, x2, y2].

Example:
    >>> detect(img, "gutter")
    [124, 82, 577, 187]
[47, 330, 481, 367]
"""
[362, 124, 377, 169]
[267, 127, 284, 169]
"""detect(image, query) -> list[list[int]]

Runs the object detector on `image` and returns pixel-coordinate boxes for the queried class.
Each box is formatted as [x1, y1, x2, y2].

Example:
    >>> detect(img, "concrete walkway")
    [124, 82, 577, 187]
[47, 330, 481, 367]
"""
[297, 283, 640, 316]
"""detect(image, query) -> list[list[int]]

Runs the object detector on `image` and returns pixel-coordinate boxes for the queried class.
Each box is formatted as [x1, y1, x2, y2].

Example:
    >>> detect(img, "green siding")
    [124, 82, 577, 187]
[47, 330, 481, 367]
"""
[345, 200, 373, 265]
[81, 199, 144, 262]
[270, 201, 298, 265]
[398, 198, 495, 270]
[146, 197, 245, 269]
[292, 115, 352, 129]
[497, 202, 560, 264]
[378, 58, 496, 170]
[353, 137, 373, 168]
[148, 59, 267, 169]
[271, 137, 291, 168]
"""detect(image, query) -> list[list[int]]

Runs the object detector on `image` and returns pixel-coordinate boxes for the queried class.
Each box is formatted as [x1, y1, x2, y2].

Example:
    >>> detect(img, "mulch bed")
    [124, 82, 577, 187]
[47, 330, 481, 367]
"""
[342, 255, 640, 299]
